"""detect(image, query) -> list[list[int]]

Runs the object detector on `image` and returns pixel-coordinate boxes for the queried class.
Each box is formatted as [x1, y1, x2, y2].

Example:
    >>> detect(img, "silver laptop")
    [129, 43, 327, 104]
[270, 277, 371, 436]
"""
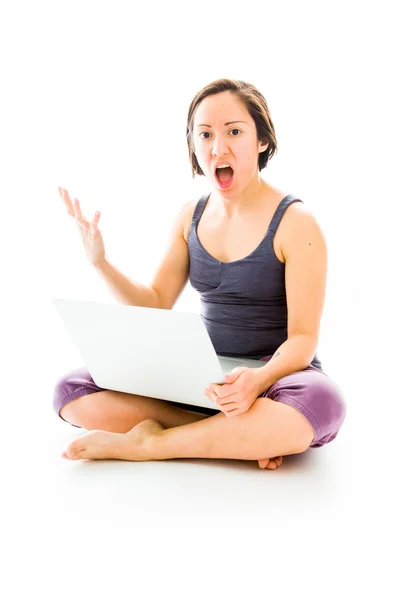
[52, 298, 268, 411]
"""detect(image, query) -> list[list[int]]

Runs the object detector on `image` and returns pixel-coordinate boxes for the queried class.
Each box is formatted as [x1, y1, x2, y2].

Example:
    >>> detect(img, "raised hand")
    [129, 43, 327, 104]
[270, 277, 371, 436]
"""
[58, 187, 106, 267]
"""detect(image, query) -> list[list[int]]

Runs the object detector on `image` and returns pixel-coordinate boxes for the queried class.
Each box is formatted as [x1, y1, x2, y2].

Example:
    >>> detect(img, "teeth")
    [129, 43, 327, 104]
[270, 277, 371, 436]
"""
[216, 164, 231, 169]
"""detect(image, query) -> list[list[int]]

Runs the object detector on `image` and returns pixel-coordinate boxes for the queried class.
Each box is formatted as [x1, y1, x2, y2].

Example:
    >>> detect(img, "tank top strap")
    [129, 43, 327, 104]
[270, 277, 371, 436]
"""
[190, 193, 211, 226]
[190, 192, 303, 236]
[268, 194, 304, 235]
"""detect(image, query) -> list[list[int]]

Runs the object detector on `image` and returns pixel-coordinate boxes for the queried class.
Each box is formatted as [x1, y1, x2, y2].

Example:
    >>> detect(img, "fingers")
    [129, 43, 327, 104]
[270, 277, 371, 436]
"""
[72, 197, 83, 220]
[58, 187, 100, 231]
[206, 384, 234, 401]
[72, 199, 88, 233]
[204, 387, 242, 417]
[205, 385, 220, 402]
[74, 198, 100, 232]
[58, 187, 75, 217]
[205, 387, 235, 407]
[58, 187, 84, 222]
[91, 210, 101, 231]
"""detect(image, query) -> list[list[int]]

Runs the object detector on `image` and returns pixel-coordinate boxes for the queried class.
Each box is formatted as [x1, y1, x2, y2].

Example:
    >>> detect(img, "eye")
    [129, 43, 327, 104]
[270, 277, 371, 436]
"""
[199, 129, 241, 139]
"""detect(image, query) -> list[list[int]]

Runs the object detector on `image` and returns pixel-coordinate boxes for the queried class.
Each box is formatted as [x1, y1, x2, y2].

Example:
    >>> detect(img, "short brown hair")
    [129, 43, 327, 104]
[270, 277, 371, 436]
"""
[186, 78, 278, 178]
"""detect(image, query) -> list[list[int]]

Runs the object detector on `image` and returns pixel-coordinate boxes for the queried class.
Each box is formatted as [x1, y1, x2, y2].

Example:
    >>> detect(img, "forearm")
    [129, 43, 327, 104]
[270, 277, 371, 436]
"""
[94, 257, 160, 308]
[255, 334, 318, 392]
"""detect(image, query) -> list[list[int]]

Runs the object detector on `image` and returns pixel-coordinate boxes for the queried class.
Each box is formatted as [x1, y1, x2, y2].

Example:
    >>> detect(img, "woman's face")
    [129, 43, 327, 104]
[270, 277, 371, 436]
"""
[192, 91, 268, 195]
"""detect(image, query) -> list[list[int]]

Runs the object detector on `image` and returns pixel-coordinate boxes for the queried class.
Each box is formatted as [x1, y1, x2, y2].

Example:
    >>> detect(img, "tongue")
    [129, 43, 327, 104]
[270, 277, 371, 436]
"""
[217, 166, 234, 183]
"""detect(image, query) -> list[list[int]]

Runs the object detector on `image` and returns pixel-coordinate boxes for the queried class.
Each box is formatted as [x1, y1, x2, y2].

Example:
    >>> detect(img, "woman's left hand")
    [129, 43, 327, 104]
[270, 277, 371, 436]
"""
[205, 367, 265, 417]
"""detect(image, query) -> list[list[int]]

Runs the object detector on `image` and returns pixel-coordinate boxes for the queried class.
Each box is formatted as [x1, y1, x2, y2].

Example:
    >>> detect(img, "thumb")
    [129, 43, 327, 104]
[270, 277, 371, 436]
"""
[224, 367, 246, 382]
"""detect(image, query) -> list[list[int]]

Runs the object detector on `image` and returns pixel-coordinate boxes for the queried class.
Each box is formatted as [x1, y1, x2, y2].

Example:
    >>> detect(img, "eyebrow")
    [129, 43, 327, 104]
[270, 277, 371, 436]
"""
[196, 120, 247, 128]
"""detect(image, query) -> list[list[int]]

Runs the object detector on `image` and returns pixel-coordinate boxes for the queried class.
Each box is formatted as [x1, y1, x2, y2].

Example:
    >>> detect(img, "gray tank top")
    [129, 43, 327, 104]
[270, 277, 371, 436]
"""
[188, 193, 323, 370]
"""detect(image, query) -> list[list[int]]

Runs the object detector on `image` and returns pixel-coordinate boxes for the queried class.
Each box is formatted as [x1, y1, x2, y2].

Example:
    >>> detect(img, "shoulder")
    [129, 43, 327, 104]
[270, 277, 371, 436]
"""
[284, 200, 323, 231]
[281, 201, 327, 261]
[161, 197, 198, 245]
[285, 199, 314, 223]
[181, 197, 200, 243]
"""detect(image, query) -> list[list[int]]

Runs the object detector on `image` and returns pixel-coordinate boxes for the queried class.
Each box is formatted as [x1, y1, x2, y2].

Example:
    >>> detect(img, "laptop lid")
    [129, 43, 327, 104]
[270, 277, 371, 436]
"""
[52, 297, 234, 410]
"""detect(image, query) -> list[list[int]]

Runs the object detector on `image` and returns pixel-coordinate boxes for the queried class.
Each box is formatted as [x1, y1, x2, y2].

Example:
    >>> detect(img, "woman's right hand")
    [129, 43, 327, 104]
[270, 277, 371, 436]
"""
[58, 187, 106, 267]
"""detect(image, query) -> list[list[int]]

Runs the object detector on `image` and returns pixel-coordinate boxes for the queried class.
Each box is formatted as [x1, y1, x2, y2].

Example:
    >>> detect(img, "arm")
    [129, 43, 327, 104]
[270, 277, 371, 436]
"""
[94, 258, 159, 308]
[255, 207, 328, 391]
[95, 199, 195, 309]
[255, 334, 319, 391]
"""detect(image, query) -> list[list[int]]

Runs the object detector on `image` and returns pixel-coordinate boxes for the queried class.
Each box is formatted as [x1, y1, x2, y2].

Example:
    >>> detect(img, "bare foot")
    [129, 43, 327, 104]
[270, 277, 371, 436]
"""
[62, 419, 165, 461]
[258, 456, 283, 470]
[61, 419, 284, 469]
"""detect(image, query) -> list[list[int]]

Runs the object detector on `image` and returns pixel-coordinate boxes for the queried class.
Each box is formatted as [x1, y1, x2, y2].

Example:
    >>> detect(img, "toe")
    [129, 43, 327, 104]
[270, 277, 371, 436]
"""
[63, 437, 92, 460]
[66, 447, 85, 460]
[258, 456, 283, 470]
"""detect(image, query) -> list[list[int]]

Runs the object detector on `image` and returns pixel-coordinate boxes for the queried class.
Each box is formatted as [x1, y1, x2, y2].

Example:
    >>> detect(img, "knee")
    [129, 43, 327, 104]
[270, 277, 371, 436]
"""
[52, 367, 93, 426]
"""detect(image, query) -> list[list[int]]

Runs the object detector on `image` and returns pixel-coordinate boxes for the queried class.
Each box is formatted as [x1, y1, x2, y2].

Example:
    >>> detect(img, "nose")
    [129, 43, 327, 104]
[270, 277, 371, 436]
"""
[211, 134, 230, 157]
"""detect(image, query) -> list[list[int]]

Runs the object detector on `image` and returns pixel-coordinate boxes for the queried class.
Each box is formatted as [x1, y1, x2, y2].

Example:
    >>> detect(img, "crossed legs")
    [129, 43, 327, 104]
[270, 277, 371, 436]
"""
[60, 391, 314, 465]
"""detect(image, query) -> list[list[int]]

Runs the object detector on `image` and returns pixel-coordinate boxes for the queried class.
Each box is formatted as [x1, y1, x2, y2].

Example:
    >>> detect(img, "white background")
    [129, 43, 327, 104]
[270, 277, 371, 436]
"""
[1, 1, 399, 598]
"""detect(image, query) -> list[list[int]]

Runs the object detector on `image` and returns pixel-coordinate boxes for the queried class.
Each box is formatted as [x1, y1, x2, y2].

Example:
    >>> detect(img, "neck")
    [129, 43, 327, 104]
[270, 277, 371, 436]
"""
[211, 176, 270, 217]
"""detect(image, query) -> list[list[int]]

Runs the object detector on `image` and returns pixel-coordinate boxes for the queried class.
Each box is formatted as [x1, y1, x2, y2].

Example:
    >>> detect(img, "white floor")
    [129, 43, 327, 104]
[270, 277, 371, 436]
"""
[3, 327, 397, 599]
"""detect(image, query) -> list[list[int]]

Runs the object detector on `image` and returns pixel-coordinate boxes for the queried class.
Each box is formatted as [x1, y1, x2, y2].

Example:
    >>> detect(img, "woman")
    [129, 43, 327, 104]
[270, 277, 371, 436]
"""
[54, 78, 347, 468]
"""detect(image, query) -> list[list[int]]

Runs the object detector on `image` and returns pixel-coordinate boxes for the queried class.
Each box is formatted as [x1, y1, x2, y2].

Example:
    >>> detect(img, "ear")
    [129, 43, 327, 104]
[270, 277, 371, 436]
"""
[259, 140, 269, 152]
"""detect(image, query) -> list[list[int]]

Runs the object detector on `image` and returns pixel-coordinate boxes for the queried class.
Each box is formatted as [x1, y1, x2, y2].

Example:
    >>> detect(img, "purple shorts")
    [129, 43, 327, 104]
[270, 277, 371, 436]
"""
[52, 354, 347, 448]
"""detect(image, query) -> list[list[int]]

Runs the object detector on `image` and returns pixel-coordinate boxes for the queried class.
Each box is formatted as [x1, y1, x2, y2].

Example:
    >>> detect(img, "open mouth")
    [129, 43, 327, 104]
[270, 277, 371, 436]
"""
[215, 166, 234, 188]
